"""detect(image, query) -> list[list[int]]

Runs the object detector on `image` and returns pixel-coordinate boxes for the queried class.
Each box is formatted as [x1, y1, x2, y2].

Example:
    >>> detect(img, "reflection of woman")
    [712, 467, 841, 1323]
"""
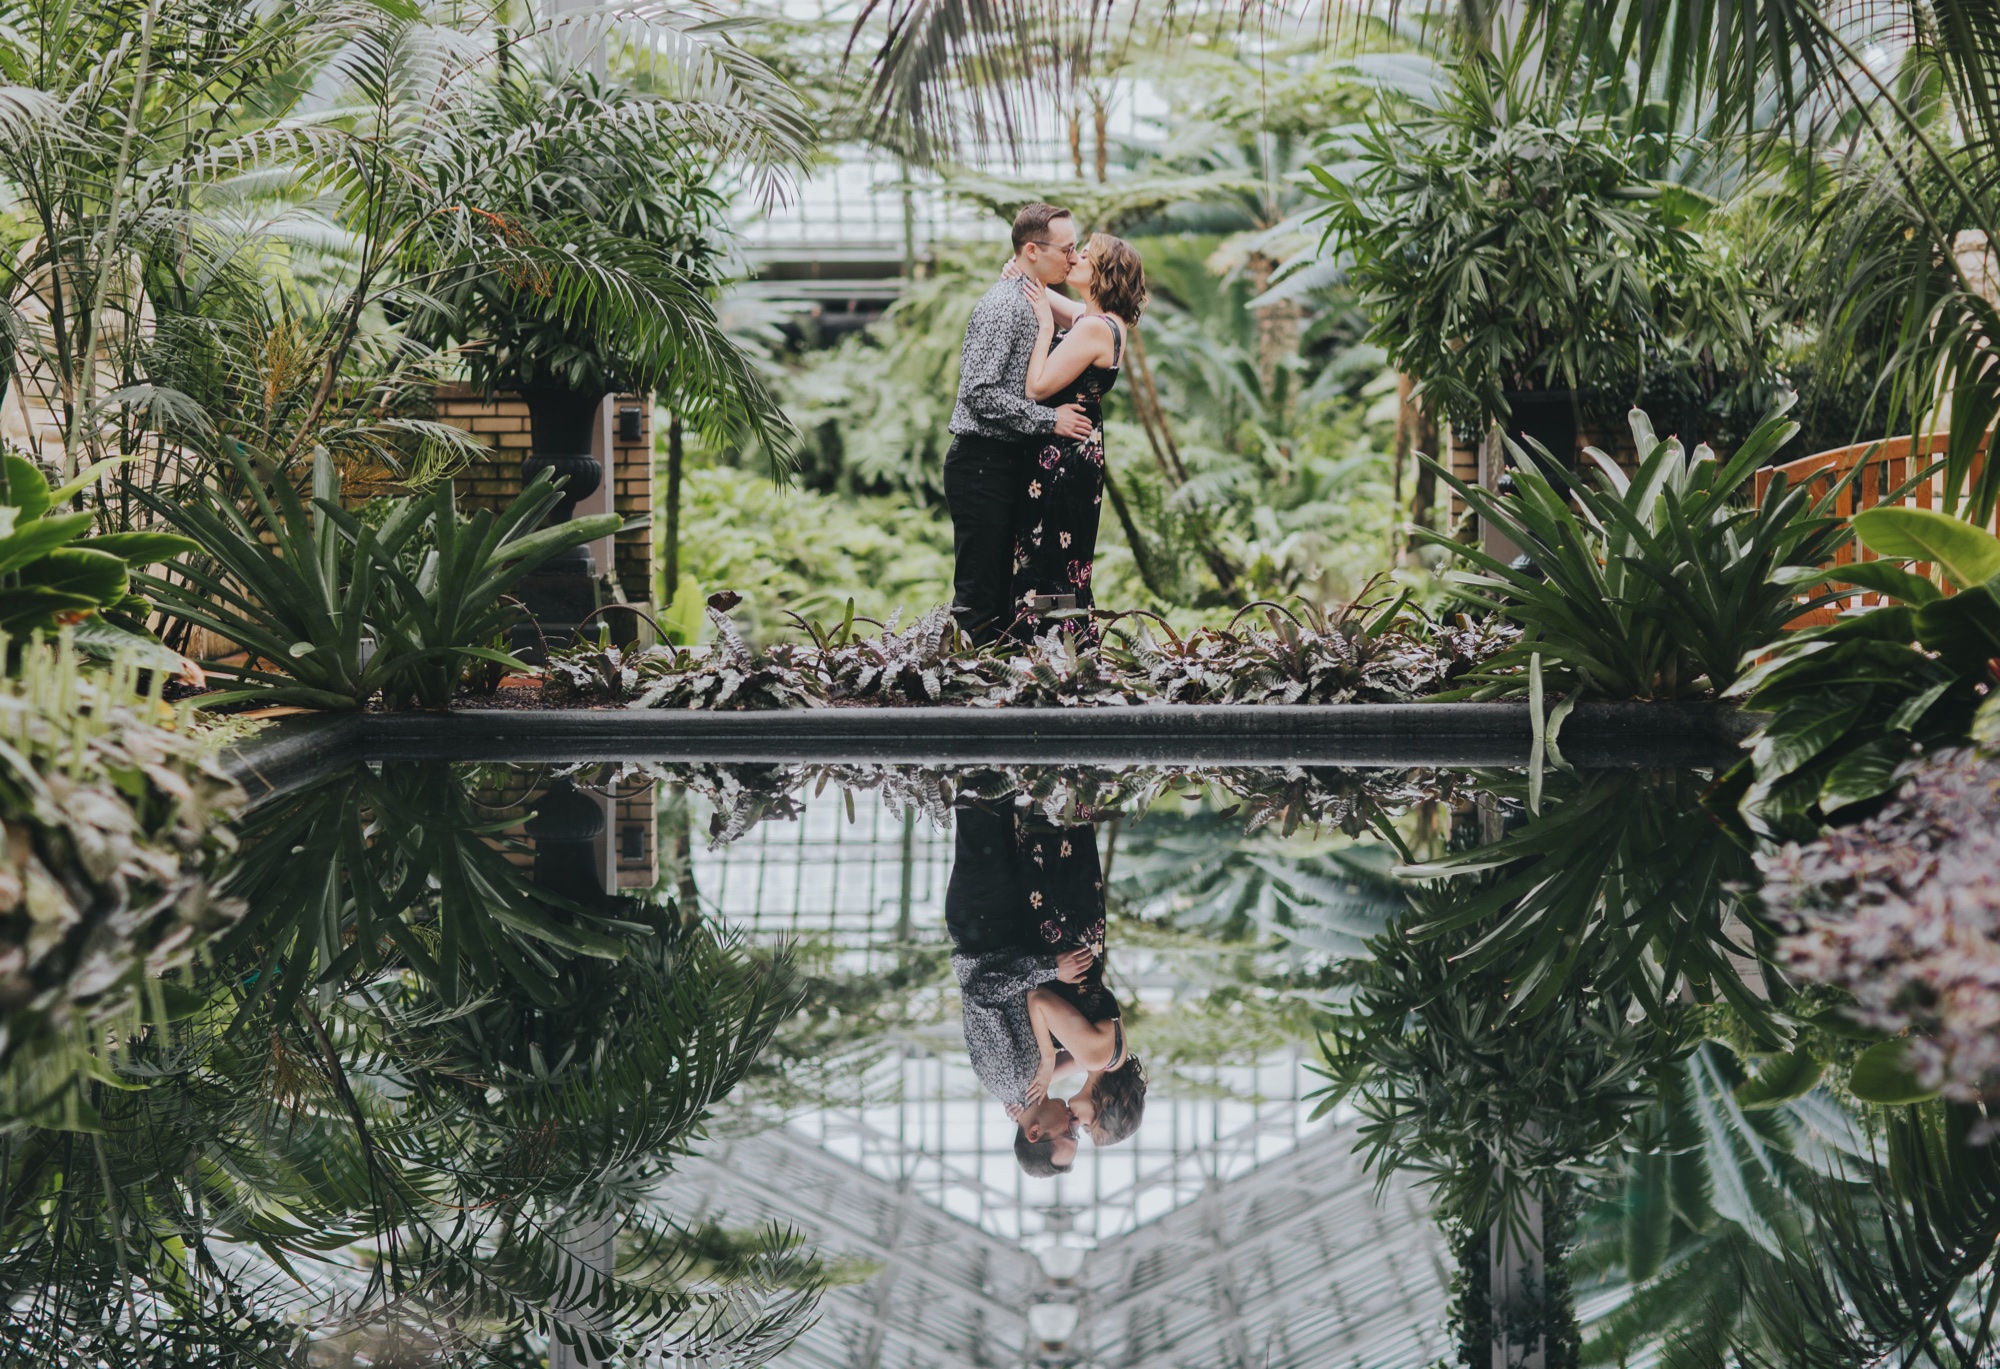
[945, 804, 1092, 1176]
[1027, 987, 1147, 1148]
[1011, 234, 1147, 637]
[1016, 814, 1148, 1148]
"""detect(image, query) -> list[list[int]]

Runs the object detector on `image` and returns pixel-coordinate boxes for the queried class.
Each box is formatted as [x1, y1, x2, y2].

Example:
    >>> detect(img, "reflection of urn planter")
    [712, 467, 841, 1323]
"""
[514, 381, 607, 660]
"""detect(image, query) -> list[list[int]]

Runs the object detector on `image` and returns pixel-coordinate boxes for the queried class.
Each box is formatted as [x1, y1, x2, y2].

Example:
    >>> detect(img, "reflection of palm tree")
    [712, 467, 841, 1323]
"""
[1113, 807, 1402, 961]
[1398, 770, 1784, 1043]
[0, 764, 821, 1365]
[1580, 1059, 2000, 1367]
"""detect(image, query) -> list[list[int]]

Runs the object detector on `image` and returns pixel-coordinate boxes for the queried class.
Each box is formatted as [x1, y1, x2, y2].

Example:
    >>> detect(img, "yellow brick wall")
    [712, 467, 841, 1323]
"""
[431, 386, 654, 607]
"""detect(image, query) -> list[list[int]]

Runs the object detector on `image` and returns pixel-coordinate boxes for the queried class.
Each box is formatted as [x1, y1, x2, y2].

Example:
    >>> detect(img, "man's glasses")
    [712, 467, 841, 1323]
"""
[1028, 240, 1081, 259]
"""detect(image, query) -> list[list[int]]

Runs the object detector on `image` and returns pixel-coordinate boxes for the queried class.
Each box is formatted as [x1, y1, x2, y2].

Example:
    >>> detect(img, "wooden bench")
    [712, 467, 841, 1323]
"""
[1754, 433, 1994, 627]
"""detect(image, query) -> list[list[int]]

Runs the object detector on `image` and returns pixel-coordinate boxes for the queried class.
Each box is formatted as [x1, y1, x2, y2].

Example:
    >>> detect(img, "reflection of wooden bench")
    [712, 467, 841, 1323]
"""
[1754, 434, 1994, 628]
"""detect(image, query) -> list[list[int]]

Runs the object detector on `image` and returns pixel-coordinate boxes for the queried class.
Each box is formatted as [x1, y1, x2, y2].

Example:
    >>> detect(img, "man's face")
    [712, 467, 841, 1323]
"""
[1026, 216, 1078, 285]
[1020, 1096, 1076, 1144]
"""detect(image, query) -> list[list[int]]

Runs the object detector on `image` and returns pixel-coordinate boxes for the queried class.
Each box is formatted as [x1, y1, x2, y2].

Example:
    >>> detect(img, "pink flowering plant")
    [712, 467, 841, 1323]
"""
[1758, 748, 2000, 1106]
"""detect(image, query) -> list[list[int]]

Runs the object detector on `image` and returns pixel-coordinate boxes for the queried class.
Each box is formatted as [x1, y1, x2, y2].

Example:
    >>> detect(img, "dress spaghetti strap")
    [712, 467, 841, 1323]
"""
[1102, 315, 1124, 369]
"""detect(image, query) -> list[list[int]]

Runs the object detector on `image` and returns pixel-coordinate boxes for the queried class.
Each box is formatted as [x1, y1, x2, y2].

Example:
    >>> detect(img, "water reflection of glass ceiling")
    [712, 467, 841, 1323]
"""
[681, 790, 1449, 1368]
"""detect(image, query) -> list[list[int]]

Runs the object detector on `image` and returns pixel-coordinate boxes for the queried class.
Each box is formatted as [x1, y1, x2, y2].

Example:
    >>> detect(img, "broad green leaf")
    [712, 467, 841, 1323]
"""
[1848, 1038, 1940, 1106]
[78, 531, 202, 565]
[1735, 1049, 1823, 1110]
[0, 454, 49, 518]
[1914, 581, 2000, 661]
[47, 455, 133, 508]
[1749, 688, 1869, 779]
[1824, 559, 1943, 605]
[1852, 506, 2000, 590]
[1974, 691, 2000, 746]
[69, 617, 197, 673]
[1818, 735, 1913, 813]
[15, 548, 128, 605]
[0, 511, 91, 575]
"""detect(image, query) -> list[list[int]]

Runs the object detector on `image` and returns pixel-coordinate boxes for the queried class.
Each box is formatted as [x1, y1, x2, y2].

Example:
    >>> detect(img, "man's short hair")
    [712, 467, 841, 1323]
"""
[1012, 203, 1073, 253]
[1014, 1129, 1072, 1176]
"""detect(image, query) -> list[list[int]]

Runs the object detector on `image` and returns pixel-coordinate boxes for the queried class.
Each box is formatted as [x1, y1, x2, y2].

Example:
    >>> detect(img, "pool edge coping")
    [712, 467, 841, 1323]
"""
[218, 701, 1762, 801]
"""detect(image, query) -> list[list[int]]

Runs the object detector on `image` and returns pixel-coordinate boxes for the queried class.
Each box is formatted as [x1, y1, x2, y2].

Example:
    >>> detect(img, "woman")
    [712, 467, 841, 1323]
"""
[1011, 232, 1147, 637]
[1024, 983, 1147, 1148]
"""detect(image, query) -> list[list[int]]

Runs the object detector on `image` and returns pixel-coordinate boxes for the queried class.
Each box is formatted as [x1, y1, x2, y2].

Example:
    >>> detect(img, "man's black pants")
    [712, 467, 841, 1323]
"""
[944, 433, 1027, 645]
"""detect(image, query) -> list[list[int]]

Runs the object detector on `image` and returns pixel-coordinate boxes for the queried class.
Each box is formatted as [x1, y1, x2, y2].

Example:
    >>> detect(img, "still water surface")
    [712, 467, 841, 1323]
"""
[0, 757, 1939, 1367]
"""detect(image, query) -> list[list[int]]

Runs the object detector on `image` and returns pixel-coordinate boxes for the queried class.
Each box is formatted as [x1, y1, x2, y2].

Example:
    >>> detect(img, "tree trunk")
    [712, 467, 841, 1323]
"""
[662, 409, 684, 605]
[1398, 376, 1439, 556]
[1248, 252, 1300, 399]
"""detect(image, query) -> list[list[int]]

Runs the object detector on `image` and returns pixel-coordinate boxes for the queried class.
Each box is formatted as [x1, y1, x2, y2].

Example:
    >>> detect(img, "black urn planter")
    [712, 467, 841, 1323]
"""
[1499, 387, 1581, 490]
[513, 381, 608, 660]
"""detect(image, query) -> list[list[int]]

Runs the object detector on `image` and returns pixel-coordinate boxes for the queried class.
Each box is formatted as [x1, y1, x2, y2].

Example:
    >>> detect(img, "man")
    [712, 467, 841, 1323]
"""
[945, 203, 1093, 643]
[945, 800, 1092, 1176]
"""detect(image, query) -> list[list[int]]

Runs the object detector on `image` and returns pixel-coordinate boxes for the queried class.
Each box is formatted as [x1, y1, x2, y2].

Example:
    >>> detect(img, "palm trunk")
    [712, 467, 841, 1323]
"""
[662, 409, 684, 604]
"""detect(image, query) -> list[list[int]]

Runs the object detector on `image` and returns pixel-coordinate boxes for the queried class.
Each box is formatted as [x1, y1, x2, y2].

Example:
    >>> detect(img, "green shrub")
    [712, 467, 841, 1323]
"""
[1733, 506, 2000, 835]
[140, 451, 617, 710]
[1426, 400, 1852, 700]
[0, 455, 196, 667]
[0, 635, 241, 1129]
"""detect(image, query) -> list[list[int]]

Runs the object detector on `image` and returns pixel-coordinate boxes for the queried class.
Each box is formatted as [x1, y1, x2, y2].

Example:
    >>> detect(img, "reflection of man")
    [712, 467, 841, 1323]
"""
[945, 803, 1092, 1175]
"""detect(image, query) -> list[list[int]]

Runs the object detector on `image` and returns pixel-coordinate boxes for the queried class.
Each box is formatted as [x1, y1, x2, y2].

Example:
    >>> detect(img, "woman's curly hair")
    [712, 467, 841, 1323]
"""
[1087, 233, 1146, 325]
[1087, 1052, 1147, 1145]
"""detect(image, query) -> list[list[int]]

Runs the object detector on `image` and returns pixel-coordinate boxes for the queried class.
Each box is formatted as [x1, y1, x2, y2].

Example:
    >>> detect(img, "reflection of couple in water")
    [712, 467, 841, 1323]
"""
[947, 802, 1147, 1176]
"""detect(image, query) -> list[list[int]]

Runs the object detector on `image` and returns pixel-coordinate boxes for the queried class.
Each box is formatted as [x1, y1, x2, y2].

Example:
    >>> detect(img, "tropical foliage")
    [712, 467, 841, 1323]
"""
[1428, 401, 1852, 700]
[0, 636, 239, 1126]
[0, 761, 820, 1365]
[541, 591, 1515, 710]
[1733, 506, 2000, 833]
[140, 452, 619, 710]
[1310, 46, 1778, 438]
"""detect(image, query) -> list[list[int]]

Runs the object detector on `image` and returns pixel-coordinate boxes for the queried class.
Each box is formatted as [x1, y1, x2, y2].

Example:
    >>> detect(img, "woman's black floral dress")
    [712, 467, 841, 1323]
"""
[1011, 317, 1123, 638]
[1020, 812, 1118, 1027]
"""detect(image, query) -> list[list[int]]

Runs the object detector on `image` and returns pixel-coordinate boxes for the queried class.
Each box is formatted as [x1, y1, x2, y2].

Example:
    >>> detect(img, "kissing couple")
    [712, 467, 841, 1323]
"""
[946, 798, 1147, 1178]
[944, 202, 1148, 646]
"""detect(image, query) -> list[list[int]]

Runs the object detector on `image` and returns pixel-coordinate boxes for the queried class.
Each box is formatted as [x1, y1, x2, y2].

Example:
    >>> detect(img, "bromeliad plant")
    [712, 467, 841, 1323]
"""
[140, 451, 618, 710]
[1428, 399, 1856, 701]
[1115, 591, 1516, 706]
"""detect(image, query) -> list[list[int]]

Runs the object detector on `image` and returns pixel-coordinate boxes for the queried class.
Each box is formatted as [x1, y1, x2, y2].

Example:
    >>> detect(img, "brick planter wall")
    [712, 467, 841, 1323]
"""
[430, 386, 654, 608]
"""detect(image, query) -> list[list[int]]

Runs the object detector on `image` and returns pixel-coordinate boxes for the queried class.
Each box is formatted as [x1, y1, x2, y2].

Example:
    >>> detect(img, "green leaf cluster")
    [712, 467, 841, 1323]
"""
[1309, 49, 1777, 434]
[0, 454, 195, 664]
[1734, 506, 2000, 834]
[1429, 399, 1848, 700]
[138, 450, 618, 711]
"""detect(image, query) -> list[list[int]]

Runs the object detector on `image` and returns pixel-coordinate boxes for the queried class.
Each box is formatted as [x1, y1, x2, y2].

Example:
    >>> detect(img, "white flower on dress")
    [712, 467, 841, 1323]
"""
[1029, 480, 1043, 498]
[1059, 531, 1072, 548]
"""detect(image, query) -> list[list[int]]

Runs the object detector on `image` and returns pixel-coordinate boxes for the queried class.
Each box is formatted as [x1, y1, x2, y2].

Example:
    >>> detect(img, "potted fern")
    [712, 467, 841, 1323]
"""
[405, 57, 787, 650]
[1309, 51, 1772, 480]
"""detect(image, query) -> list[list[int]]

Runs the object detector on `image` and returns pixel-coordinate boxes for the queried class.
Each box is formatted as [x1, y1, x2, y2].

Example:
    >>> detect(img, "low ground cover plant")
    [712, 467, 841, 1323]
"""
[1760, 747, 2000, 1113]
[537, 590, 1515, 711]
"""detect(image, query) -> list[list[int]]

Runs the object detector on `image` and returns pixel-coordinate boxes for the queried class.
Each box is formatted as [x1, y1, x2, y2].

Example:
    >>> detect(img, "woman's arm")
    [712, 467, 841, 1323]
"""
[1026, 989, 1060, 1105]
[1029, 986, 1118, 1072]
[1002, 260, 1086, 326]
[1020, 284, 1115, 401]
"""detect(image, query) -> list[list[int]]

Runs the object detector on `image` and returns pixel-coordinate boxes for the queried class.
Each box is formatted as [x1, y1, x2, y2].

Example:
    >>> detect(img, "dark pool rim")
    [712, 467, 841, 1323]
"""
[220, 702, 1760, 803]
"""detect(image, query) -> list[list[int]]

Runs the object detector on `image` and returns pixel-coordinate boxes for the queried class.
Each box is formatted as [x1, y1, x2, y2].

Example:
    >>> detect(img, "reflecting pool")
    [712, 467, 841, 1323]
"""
[2, 755, 1990, 1368]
